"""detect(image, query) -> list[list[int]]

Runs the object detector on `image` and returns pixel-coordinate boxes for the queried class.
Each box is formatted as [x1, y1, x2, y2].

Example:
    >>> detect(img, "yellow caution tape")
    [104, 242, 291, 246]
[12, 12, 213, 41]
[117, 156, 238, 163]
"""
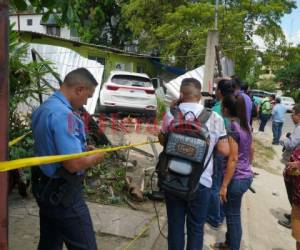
[9, 131, 32, 147]
[0, 140, 159, 172]
[122, 216, 157, 250]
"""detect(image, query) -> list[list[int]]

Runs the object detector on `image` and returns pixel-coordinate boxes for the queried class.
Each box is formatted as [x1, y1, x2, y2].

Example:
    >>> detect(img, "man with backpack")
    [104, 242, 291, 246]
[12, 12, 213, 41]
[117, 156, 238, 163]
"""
[158, 78, 230, 250]
[258, 94, 275, 132]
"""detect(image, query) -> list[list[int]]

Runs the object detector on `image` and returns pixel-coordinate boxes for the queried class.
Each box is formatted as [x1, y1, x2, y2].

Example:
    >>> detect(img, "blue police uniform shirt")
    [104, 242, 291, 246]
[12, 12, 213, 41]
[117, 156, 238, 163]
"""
[32, 91, 86, 177]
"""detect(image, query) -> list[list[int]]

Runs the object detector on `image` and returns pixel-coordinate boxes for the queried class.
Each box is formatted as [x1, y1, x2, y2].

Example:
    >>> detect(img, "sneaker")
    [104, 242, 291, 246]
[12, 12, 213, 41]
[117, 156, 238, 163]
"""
[210, 242, 229, 250]
[278, 218, 291, 229]
[206, 220, 221, 230]
[284, 213, 291, 221]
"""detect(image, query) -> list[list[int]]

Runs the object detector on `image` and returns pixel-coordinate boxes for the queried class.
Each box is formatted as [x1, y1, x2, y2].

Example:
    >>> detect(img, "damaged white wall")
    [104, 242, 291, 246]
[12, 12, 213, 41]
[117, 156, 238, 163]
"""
[22, 43, 104, 114]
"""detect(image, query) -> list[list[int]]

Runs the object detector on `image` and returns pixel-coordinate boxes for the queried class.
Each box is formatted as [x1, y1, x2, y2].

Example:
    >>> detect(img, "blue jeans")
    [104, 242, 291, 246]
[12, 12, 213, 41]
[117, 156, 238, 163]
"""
[207, 155, 225, 226]
[224, 177, 252, 250]
[272, 121, 283, 144]
[37, 193, 97, 250]
[259, 114, 271, 131]
[165, 184, 211, 250]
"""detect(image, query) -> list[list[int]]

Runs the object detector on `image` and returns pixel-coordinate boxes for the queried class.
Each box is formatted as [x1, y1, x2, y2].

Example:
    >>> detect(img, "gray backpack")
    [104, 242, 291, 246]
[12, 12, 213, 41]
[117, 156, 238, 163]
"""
[156, 106, 212, 200]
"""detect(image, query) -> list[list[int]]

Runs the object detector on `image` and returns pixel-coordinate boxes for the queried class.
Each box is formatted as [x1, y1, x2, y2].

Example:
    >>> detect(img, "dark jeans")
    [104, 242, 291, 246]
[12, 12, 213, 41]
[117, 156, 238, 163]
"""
[207, 155, 224, 226]
[272, 121, 283, 144]
[35, 186, 97, 250]
[224, 177, 252, 250]
[165, 184, 211, 250]
[259, 113, 271, 132]
[284, 178, 293, 206]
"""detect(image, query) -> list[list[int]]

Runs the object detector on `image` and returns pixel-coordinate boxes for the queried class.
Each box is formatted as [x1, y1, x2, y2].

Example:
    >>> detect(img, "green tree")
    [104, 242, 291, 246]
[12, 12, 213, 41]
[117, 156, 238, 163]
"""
[11, 0, 131, 48]
[123, 0, 296, 77]
[275, 62, 300, 101]
[9, 25, 52, 159]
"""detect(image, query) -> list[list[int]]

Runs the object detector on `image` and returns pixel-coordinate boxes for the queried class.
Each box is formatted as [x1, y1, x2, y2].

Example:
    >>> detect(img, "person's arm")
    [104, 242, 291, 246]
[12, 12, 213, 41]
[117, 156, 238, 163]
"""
[216, 136, 230, 157]
[158, 132, 166, 146]
[212, 112, 230, 156]
[220, 136, 238, 203]
[63, 153, 105, 173]
[287, 161, 300, 169]
[282, 127, 300, 150]
[158, 109, 174, 146]
[52, 112, 106, 173]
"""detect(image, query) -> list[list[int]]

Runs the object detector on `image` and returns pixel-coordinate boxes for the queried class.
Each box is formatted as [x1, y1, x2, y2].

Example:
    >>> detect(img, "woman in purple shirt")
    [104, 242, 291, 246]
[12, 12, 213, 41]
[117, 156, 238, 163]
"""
[212, 94, 253, 250]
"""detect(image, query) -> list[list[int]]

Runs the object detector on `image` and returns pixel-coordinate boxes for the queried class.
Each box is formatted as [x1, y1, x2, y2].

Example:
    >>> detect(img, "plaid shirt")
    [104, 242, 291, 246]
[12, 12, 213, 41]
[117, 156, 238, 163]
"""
[284, 146, 300, 206]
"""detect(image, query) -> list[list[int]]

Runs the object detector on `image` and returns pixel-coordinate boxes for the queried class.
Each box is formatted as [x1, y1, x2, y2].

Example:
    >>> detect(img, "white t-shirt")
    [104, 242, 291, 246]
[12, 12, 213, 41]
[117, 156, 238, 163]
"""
[161, 102, 227, 188]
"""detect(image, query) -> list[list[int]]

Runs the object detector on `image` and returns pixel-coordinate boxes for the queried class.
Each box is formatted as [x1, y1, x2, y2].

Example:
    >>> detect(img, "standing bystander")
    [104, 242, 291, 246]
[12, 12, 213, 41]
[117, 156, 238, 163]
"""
[258, 94, 275, 132]
[284, 146, 300, 250]
[279, 104, 300, 229]
[206, 79, 234, 229]
[159, 78, 230, 250]
[212, 94, 253, 250]
[272, 97, 286, 145]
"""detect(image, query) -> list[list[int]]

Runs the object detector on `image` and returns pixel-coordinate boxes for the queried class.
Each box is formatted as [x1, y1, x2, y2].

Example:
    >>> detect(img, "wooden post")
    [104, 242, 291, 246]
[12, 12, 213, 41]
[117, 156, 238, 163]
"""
[202, 30, 219, 94]
[0, 0, 10, 249]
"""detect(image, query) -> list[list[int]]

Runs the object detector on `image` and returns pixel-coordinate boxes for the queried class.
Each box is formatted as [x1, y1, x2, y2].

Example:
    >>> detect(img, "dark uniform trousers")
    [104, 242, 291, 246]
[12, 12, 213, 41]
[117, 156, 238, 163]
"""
[32, 170, 97, 250]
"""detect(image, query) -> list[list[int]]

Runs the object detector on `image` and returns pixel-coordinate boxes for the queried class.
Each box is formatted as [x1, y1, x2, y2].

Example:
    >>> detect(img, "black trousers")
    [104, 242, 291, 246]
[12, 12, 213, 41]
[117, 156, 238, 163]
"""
[32, 169, 97, 250]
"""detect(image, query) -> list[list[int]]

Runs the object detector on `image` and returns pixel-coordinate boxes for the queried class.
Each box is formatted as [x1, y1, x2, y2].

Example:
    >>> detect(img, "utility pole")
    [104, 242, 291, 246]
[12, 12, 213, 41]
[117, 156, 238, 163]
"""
[202, 31, 219, 94]
[0, 0, 9, 249]
[214, 0, 219, 30]
[202, 0, 219, 94]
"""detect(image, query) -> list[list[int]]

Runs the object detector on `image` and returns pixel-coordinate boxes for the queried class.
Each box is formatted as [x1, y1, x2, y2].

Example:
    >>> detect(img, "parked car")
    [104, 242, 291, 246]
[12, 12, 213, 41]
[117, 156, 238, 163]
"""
[279, 96, 295, 112]
[249, 89, 276, 106]
[98, 71, 157, 118]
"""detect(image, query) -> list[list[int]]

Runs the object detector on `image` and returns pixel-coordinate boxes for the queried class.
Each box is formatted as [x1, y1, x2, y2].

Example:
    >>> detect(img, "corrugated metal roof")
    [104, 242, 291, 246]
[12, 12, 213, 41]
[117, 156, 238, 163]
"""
[19, 30, 158, 59]
[27, 43, 104, 114]
[164, 66, 205, 103]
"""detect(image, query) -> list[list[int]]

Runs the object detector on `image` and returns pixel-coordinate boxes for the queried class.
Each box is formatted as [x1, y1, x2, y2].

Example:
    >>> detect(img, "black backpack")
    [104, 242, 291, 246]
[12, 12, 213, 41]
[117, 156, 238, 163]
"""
[156, 106, 212, 201]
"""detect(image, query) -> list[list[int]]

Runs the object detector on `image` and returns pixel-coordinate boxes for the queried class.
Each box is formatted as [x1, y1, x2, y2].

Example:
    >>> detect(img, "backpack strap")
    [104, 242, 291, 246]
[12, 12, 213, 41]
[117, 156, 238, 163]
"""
[197, 108, 212, 125]
[170, 106, 181, 119]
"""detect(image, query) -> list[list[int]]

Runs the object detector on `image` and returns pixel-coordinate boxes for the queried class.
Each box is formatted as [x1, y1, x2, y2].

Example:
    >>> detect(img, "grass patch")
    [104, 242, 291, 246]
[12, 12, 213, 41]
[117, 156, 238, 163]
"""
[253, 138, 275, 160]
[252, 138, 280, 174]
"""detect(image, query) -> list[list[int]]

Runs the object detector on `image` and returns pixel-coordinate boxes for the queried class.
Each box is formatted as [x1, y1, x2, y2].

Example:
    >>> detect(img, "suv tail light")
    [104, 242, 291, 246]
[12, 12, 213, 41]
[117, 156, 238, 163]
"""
[107, 85, 119, 91]
[145, 89, 155, 94]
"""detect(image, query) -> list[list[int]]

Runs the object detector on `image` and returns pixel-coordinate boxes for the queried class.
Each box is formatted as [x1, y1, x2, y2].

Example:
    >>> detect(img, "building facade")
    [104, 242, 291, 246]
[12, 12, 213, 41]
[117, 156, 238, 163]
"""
[10, 13, 78, 40]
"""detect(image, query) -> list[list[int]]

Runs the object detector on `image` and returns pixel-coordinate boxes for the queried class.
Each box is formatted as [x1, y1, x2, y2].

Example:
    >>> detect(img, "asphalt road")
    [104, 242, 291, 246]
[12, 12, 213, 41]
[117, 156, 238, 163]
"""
[257, 112, 295, 137]
[281, 112, 295, 135]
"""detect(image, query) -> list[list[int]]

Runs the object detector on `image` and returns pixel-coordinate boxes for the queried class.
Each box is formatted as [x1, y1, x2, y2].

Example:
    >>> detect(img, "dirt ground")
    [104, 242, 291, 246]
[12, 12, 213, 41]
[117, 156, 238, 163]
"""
[8, 120, 297, 250]
[9, 128, 164, 250]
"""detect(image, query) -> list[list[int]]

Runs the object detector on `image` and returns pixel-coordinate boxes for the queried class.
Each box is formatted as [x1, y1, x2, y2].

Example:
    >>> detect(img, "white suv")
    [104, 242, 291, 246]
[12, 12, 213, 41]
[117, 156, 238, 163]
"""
[98, 71, 157, 118]
[280, 96, 295, 112]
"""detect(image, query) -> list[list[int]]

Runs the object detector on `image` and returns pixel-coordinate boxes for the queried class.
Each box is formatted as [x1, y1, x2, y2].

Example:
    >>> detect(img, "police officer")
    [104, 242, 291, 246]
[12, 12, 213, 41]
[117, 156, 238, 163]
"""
[31, 68, 105, 250]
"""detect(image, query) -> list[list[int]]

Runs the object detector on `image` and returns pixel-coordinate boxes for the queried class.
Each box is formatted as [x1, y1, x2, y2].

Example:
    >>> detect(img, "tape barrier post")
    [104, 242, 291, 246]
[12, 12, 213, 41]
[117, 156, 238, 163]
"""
[0, 141, 159, 172]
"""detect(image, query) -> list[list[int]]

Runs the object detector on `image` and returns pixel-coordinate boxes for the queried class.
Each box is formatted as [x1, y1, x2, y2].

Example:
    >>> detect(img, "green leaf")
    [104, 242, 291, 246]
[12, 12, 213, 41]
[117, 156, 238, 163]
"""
[41, 0, 56, 9]
[12, 0, 28, 11]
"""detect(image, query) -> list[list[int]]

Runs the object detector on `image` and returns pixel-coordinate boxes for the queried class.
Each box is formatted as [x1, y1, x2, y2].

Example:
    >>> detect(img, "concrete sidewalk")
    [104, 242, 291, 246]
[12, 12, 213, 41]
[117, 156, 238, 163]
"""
[8, 121, 296, 250]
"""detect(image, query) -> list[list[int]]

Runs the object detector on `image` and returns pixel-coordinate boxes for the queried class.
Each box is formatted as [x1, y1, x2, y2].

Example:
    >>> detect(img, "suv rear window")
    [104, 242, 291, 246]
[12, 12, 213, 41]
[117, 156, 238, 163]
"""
[111, 75, 152, 87]
[281, 97, 294, 102]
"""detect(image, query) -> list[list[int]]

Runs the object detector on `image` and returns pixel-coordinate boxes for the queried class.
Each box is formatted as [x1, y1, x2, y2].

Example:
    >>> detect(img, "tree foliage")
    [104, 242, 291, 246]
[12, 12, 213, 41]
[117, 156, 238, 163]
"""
[275, 62, 300, 101]
[123, 0, 296, 76]
[11, 0, 131, 47]
[9, 25, 53, 159]
[11, 0, 297, 80]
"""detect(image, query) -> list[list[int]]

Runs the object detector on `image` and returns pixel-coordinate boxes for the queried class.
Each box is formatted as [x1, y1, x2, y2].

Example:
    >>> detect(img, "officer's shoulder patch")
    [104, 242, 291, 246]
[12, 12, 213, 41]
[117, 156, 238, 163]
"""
[67, 112, 75, 134]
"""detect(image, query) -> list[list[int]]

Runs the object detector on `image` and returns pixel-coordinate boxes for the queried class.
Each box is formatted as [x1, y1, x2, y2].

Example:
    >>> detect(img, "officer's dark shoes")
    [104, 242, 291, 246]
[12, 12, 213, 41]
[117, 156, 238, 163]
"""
[278, 218, 291, 229]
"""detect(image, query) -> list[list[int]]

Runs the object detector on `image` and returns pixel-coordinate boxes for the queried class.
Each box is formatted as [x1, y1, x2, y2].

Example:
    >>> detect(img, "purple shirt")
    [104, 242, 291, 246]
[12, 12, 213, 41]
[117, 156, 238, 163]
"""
[235, 90, 252, 125]
[225, 121, 252, 179]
